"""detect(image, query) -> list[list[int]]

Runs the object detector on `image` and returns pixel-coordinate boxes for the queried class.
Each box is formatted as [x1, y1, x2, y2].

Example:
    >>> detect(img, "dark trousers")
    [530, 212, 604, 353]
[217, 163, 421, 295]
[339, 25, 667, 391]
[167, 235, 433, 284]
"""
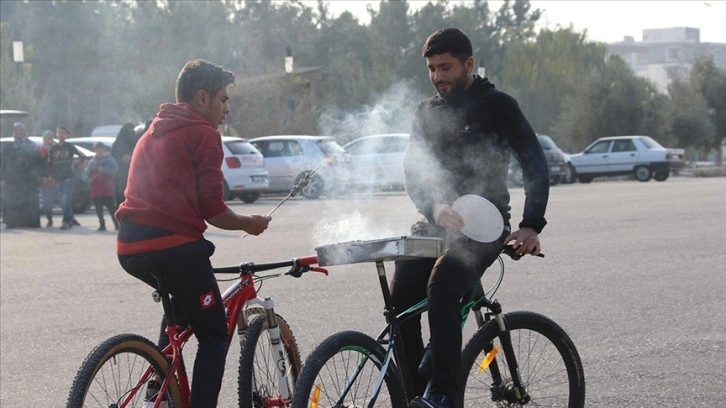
[93, 196, 118, 228]
[118, 238, 228, 408]
[390, 228, 508, 401]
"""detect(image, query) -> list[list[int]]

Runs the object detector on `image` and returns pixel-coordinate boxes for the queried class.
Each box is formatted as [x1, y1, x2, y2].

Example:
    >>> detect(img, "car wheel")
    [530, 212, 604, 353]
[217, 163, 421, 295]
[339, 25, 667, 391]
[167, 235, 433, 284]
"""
[550, 176, 561, 186]
[237, 192, 260, 203]
[296, 172, 324, 199]
[653, 171, 669, 182]
[634, 166, 653, 182]
[562, 164, 575, 184]
[223, 181, 232, 201]
[577, 175, 593, 183]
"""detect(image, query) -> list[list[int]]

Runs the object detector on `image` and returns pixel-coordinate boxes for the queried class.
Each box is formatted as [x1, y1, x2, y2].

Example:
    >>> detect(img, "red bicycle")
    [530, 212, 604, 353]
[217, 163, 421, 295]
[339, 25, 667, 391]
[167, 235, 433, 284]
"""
[66, 255, 327, 408]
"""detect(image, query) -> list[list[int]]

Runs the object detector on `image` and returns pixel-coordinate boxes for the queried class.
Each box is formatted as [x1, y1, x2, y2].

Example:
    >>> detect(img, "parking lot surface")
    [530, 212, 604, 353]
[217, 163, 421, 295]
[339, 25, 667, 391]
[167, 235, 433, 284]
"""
[1, 177, 725, 406]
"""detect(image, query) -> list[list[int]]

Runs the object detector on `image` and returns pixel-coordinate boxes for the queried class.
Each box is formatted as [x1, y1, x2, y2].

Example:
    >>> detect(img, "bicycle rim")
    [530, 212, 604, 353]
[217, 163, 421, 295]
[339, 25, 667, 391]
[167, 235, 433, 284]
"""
[460, 311, 585, 407]
[66, 333, 182, 408]
[292, 331, 406, 408]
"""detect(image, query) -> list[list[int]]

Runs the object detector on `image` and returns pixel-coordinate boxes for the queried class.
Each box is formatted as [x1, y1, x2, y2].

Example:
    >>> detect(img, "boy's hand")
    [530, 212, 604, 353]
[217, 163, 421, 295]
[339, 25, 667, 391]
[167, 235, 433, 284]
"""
[243, 215, 271, 236]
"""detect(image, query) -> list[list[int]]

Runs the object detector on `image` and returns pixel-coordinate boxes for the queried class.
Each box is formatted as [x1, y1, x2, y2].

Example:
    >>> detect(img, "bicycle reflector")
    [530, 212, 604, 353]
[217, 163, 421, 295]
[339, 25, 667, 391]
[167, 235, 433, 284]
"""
[478, 346, 501, 373]
[311, 384, 322, 408]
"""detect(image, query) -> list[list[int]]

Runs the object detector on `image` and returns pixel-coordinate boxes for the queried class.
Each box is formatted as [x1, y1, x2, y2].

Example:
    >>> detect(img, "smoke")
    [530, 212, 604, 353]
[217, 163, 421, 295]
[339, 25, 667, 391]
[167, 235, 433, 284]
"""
[311, 208, 401, 248]
[318, 79, 422, 143]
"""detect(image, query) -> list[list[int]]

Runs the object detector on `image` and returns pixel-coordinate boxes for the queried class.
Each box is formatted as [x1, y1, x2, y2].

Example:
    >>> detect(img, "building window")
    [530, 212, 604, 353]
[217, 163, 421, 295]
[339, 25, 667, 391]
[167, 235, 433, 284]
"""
[667, 47, 682, 61]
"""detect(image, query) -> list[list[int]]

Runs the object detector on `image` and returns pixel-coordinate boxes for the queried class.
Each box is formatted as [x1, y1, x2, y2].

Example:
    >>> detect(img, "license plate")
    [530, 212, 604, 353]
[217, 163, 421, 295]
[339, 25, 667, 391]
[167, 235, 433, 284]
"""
[251, 176, 267, 182]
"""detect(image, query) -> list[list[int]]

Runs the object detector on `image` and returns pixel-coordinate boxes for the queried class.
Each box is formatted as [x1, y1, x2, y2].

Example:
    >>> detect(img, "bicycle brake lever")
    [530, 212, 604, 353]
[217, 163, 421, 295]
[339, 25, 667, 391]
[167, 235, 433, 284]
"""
[310, 266, 329, 276]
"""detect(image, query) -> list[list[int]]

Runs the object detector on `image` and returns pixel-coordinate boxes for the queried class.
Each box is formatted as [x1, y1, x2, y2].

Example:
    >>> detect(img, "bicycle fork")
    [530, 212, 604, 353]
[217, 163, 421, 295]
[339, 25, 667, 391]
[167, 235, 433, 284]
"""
[479, 298, 530, 404]
[246, 296, 292, 406]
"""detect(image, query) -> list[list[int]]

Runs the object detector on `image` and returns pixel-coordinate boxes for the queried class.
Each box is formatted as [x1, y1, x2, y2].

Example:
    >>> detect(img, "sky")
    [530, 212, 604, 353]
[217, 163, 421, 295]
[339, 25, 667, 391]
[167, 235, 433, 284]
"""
[316, 0, 726, 44]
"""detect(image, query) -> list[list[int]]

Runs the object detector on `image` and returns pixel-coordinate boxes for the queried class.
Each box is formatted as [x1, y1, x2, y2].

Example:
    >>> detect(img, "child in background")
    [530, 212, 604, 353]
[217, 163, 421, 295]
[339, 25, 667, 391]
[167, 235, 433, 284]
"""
[84, 142, 119, 231]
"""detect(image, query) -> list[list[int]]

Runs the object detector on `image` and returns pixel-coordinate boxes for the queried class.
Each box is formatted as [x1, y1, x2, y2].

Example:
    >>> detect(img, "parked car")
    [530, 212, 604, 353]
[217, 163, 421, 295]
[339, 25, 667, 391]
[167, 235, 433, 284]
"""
[220, 136, 269, 203]
[568, 135, 686, 183]
[0, 136, 95, 213]
[249, 135, 347, 199]
[343, 133, 409, 192]
[66, 136, 115, 151]
[508, 134, 570, 187]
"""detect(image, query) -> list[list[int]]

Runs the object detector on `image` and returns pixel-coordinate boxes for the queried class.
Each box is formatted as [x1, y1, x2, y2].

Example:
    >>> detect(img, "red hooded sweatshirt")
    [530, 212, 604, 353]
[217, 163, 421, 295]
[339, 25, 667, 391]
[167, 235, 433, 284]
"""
[115, 103, 227, 252]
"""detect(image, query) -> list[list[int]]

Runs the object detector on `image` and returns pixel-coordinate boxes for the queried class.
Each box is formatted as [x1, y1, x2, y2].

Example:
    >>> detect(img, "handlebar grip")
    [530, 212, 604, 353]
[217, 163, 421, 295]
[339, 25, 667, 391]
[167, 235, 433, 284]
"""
[297, 255, 318, 266]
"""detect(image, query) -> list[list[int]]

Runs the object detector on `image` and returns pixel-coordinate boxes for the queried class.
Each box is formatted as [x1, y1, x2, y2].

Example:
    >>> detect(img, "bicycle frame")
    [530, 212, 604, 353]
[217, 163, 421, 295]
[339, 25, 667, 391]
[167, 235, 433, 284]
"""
[341, 254, 528, 407]
[122, 256, 323, 408]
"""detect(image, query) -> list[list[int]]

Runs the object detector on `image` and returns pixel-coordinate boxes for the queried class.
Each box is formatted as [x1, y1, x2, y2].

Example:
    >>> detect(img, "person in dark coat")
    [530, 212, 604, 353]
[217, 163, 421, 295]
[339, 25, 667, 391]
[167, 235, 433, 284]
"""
[0, 122, 43, 228]
[111, 122, 139, 205]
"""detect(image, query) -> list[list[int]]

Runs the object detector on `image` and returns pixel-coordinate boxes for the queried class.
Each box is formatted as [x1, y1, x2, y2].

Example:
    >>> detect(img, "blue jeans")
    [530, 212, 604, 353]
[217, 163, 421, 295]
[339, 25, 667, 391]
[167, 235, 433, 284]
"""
[40, 184, 57, 221]
[58, 178, 75, 223]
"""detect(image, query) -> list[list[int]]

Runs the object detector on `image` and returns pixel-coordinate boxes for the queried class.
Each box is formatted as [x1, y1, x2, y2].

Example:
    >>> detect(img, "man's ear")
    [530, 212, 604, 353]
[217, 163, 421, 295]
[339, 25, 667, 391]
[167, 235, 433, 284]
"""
[465, 56, 474, 73]
[193, 89, 210, 108]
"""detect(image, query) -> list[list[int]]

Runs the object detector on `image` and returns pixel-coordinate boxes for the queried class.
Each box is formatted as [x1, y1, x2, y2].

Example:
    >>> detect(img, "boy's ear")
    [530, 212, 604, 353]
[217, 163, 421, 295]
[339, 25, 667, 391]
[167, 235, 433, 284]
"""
[193, 89, 210, 107]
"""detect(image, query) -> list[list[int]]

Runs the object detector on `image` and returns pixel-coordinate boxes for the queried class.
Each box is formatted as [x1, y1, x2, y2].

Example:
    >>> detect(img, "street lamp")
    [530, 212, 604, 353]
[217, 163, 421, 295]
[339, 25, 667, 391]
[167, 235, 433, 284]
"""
[12, 28, 23, 78]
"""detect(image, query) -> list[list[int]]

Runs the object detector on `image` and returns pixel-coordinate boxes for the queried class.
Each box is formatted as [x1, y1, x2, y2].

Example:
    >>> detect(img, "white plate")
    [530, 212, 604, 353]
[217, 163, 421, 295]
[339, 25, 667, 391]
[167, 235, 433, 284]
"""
[451, 195, 504, 243]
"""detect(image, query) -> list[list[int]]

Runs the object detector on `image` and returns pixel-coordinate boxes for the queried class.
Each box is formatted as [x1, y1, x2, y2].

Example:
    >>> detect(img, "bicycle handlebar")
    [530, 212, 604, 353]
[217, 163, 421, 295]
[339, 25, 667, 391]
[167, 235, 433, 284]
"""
[212, 255, 328, 277]
[501, 245, 545, 261]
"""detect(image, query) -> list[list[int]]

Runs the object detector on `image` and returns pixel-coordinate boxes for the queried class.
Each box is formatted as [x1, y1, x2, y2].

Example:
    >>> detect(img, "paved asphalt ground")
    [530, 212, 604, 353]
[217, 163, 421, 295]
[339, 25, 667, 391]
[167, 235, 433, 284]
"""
[1, 177, 725, 407]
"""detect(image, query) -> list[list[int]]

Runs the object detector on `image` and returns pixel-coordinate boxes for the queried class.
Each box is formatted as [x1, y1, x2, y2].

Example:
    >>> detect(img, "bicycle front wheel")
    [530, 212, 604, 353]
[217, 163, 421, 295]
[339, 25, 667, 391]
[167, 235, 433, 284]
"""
[460, 311, 585, 407]
[291, 331, 407, 408]
[239, 312, 302, 408]
[66, 333, 182, 408]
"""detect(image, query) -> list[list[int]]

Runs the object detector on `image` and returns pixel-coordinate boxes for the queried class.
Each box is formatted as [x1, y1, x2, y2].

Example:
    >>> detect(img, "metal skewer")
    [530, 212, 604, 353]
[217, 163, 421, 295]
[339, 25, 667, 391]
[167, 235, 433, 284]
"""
[241, 157, 329, 239]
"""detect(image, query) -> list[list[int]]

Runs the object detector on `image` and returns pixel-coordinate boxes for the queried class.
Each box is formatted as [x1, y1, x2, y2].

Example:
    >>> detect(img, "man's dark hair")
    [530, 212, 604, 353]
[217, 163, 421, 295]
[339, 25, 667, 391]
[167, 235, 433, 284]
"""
[422, 28, 473, 62]
[175, 59, 235, 104]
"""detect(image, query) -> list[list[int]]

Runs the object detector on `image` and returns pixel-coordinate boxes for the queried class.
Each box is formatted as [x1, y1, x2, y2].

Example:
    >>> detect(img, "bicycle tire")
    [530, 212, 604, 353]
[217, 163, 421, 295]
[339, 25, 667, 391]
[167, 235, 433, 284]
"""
[459, 311, 585, 407]
[239, 312, 303, 408]
[291, 330, 407, 408]
[66, 333, 183, 408]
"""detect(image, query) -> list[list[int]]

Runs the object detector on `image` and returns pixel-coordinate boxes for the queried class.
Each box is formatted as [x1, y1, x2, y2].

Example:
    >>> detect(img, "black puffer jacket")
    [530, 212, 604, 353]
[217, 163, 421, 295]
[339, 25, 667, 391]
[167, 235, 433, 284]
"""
[404, 75, 549, 233]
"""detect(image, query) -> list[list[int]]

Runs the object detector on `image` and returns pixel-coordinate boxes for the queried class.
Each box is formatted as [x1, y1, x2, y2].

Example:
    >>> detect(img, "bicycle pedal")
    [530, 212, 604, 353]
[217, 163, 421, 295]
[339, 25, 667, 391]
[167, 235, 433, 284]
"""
[152, 291, 161, 303]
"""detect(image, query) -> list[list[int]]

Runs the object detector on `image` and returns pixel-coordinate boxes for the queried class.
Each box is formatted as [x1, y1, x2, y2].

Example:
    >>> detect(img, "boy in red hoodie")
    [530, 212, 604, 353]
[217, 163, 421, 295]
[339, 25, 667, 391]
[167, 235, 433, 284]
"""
[115, 59, 271, 408]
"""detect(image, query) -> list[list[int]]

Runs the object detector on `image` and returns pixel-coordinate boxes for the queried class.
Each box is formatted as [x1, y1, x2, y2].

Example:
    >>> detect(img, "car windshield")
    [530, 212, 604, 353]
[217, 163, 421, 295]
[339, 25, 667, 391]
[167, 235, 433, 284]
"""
[225, 140, 259, 155]
[638, 136, 664, 149]
[537, 135, 556, 150]
[317, 139, 345, 154]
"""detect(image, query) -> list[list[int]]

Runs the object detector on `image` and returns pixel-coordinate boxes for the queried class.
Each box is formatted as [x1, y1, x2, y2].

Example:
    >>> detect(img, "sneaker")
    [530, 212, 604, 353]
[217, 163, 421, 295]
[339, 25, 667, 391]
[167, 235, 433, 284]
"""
[72, 218, 81, 226]
[410, 394, 451, 408]
[60, 222, 70, 230]
[97, 225, 106, 231]
[418, 343, 433, 379]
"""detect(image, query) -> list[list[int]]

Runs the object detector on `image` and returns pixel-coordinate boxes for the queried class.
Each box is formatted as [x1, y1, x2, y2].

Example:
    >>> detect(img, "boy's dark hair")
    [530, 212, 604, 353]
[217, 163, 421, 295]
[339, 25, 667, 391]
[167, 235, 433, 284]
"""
[422, 28, 473, 62]
[175, 59, 235, 104]
[56, 125, 70, 135]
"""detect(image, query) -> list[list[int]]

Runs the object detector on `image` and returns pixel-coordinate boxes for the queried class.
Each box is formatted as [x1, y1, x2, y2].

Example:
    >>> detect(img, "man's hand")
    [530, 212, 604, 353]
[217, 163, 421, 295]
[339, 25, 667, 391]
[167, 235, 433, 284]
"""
[505, 227, 541, 256]
[433, 204, 464, 230]
[241, 215, 271, 236]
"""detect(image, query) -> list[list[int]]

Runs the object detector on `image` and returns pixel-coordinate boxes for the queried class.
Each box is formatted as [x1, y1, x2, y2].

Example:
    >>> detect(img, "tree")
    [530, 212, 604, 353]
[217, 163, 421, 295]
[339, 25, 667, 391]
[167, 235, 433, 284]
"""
[554, 56, 668, 151]
[667, 79, 715, 159]
[688, 56, 726, 164]
[500, 27, 607, 137]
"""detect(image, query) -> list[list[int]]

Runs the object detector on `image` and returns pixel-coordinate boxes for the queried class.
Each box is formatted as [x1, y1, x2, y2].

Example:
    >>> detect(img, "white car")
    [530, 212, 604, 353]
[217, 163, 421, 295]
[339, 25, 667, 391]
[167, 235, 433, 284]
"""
[220, 136, 269, 203]
[249, 135, 347, 199]
[568, 135, 686, 182]
[343, 133, 409, 192]
[66, 136, 115, 151]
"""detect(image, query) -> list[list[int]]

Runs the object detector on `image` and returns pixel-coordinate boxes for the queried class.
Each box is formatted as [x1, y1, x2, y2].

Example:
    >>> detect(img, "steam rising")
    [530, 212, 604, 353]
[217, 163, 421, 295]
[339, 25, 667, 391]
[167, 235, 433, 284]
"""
[312, 209, 400, 248]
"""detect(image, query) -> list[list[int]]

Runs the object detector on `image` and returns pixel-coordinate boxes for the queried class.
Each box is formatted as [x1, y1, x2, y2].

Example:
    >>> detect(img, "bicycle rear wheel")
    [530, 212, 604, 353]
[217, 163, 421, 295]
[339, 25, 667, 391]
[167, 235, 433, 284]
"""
[291, 330, 407, 408]
[239, 312, 302, 407]
[459, 311, 585, 407]
[66, 333, 182, 408]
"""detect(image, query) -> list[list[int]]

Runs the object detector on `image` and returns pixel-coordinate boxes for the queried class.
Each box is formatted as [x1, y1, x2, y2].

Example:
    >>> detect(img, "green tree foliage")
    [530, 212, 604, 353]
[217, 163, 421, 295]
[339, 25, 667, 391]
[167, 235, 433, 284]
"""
[688, 56, 726, 161]
[667, 79, 715, 155]
[500, 28, 607, 137]
[554, 56, 669, 151]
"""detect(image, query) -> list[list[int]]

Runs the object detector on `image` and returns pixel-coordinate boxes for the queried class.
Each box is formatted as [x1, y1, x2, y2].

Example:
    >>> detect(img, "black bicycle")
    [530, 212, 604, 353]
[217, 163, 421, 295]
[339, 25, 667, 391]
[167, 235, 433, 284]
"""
[292, 243, 585, 407]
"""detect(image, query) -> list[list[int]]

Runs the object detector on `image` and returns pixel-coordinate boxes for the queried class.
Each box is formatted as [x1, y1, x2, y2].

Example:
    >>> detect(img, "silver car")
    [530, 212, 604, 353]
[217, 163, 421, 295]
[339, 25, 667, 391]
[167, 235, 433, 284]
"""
[249, 135, 347, 199]
[220, 136, 269, 203]
[343, 133, 409, 192]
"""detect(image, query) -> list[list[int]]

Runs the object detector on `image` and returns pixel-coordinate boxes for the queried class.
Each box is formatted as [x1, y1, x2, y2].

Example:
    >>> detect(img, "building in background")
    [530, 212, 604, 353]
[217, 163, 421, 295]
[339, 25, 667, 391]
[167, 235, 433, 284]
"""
[607, 27, 726, 93]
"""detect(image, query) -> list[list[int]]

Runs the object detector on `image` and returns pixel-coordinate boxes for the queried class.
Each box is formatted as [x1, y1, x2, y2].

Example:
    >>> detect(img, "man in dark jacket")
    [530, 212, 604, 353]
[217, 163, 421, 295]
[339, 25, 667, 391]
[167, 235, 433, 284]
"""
[0, 122, 42, 228]
[395, 28, 550, 408]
